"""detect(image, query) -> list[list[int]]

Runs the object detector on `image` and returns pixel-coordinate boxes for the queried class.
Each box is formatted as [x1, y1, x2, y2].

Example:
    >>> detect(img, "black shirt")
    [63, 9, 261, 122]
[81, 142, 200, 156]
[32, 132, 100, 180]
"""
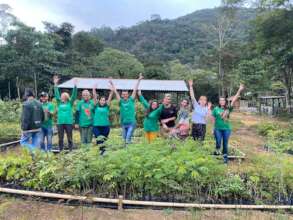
[160, 105, 178, 128]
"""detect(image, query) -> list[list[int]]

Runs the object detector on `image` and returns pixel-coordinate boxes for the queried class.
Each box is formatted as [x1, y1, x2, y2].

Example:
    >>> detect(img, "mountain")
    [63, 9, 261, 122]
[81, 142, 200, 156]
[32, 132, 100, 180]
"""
[91, 8, 256, 65]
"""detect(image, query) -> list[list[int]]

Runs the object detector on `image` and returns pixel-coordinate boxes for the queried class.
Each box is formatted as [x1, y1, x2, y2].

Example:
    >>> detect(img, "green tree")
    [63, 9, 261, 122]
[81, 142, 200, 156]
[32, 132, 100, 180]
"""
[72, 31, 103, 57]
[94, 48, 144, 78]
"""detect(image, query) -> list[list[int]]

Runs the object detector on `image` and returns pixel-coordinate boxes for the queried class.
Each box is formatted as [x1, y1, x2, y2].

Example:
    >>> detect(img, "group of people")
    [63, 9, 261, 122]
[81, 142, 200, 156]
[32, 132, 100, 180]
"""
[20, 73, 244, 163]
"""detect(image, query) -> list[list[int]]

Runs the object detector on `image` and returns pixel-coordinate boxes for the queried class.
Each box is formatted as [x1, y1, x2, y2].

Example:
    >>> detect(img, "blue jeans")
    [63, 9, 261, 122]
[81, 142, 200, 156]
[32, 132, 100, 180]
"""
[214, 129, 231, 161]
[20, 130, 42, 151]
[40, 127, 53, 151]
[122, 123, 136, 144]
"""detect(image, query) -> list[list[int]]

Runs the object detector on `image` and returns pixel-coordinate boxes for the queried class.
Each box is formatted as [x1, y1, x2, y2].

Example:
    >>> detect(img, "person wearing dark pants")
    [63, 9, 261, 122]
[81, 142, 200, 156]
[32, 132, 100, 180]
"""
[212, 84, 245, 164]
[53, 75, 77, 151]
[75, 90, 94, 145]
[57, 124, 73, 151]
[111, 74, 143, 145]
[188, 80, 211, 141]
[92, 82, 114, 154]
[191, 124, 206, 141]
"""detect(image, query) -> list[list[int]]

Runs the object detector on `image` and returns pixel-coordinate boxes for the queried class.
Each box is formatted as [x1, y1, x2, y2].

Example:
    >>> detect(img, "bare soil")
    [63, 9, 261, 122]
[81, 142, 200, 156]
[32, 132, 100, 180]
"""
[0, 197, 292, 220]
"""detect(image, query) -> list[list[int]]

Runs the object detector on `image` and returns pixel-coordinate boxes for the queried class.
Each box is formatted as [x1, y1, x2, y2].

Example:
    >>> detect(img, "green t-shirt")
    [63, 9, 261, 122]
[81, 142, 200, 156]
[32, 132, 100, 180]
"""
[54, 86, 77, 125]
[212, 106, 233, 130]
[139, 95, 163, 132]
[41, 102, 55, 128]
[93, 105, 110, 126]
[76, 99, 94, 127]
[119, 96, 136, 125]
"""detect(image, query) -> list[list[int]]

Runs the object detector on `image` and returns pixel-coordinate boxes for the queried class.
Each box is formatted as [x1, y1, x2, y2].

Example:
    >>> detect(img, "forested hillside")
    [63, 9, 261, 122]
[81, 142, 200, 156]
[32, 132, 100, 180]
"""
[0, 2, 292, 106]
[91, 8, 256, 65]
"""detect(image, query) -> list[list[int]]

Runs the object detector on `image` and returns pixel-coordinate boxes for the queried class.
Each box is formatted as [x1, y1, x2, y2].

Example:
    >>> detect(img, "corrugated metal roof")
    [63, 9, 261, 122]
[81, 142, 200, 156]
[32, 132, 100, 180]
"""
[58, 77, 188, 92]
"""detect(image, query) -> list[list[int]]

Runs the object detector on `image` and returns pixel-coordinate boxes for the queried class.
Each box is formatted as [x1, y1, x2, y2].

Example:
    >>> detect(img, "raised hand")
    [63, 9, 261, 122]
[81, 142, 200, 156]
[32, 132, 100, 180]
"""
[239, 83, 245, 91]
[73, 78, 78, 86]
[208, 102, 212, 110]
[188, 80, 193, 87]
[137, 90, 142, 96]
[53, 75, 60, 85]
[138, 73, 144, 80]
[109, 83, 114, 91]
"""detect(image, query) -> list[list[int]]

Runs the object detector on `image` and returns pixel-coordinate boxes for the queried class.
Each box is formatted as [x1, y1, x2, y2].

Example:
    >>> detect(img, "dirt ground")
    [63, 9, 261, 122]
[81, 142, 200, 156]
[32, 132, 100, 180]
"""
[0, 197, 292, 220]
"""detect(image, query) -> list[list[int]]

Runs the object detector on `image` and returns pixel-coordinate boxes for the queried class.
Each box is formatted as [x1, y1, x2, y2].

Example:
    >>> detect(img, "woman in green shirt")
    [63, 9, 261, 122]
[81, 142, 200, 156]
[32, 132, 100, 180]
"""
[53, 75, 77, 151]
[92, 82, 114, 154]
[138, 91, 163, 143]
[212, 84, 244, 164]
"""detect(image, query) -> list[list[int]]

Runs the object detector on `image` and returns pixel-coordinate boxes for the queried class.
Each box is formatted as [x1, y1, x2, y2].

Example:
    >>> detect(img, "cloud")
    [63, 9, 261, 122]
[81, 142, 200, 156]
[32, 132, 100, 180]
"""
[1, 0, 221, 31]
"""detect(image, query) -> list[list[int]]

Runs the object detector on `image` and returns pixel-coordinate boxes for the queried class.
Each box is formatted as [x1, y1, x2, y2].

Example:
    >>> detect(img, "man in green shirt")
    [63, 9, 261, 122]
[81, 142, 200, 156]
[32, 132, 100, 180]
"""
[111, 73, 143, 144]
[75, 89, 94, 145]
[40, 92, 55, 151]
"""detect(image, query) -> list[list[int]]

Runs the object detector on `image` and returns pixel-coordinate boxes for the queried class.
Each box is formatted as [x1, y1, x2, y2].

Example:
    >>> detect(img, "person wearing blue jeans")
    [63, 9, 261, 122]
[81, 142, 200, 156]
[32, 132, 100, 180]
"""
[111, 74, 143, 145]
[40, 127, 53, 151]
[122, 123, 136, 144]
[214, 129, 231, 162]
[20, 88, 44, 152]
[40, 92, 55, 151]
[212, 84, 244, 163]
[20, 130, 42, 151]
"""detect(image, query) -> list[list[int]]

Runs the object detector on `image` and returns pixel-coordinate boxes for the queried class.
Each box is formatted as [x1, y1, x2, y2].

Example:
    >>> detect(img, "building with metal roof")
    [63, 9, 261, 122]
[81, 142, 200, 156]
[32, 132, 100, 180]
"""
[58, 77, 188, 92]
[58, 77, 189, 102]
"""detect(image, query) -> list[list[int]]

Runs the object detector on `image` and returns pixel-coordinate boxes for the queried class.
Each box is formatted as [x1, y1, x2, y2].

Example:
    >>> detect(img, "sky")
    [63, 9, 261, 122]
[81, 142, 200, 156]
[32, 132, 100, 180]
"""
[2, 0, 221, 31]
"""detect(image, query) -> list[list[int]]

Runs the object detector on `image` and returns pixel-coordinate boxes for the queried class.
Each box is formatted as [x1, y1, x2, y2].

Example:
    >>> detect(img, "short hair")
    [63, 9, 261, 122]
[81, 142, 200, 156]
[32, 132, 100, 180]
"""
[164, 93, 172, 99]
[82, 90, 90, 95]
[24, 88, 34, 98]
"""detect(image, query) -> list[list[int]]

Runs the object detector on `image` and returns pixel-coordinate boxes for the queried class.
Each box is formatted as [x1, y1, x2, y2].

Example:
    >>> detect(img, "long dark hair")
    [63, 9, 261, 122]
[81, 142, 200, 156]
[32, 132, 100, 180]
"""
[145, 100, 158, 117]
[218, 97, 229, 109]
[98, 96, 107, 107]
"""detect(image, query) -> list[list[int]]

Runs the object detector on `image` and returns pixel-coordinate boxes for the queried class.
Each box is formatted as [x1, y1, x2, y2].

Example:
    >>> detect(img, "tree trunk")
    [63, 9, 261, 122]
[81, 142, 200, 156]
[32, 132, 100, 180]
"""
[8, 80, 11, 100]
[34, 72, 38, 97]
[16, 76, 21, 100]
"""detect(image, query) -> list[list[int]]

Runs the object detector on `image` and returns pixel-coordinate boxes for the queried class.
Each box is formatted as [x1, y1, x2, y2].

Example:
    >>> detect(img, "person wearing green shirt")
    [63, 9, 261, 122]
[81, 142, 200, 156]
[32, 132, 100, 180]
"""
[92, 82, 114, 155]
[40, 92, 55, 152]
[212, 84, 245, 164]
[111, 73, 143, 145]
[75, 90, 94, 145]
[53, 75, 78, 151]
[138, 91, 163, 143]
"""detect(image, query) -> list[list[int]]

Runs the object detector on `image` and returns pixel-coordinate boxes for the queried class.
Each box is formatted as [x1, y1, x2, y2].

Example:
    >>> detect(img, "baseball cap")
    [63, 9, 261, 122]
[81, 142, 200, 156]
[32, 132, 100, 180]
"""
[40, 91, 48, 97]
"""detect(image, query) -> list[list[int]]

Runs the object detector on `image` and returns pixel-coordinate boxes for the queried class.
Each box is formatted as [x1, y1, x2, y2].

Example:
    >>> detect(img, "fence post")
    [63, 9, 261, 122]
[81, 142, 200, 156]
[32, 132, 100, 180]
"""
[118, 195, 123, 210]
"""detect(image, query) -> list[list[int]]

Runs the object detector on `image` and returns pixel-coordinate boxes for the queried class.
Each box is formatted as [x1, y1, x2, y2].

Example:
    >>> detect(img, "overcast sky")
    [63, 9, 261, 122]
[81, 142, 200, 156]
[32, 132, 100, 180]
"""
[2, 0, 221, 31]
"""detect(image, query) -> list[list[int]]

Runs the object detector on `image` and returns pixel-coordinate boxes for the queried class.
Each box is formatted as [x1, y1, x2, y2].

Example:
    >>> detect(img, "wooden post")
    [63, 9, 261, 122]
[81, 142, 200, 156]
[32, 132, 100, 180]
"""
[118, 195, 123, 210]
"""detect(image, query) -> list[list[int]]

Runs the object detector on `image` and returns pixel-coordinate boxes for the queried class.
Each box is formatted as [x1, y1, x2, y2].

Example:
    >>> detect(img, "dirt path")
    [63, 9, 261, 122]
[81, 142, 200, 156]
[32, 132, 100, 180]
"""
[230, 112, 268, 156]
[0, 197, 292, 220]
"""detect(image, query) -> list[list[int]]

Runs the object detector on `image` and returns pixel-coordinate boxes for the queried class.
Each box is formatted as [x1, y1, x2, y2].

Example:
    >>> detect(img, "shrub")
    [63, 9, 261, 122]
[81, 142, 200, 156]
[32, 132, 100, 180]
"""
[0, 100, 21, 123]
[0, 138, 292, 205]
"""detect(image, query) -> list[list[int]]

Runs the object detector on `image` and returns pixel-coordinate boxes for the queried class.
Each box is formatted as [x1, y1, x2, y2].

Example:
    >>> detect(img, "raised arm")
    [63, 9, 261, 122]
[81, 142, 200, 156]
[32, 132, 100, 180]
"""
[231, 83, 245, 107]
[131, 73, 143, 99]
[69, 78, 78, 104]
[138, 90, 149, 109]
[188, 80, 196, 103]
[107, 83, 114, 105]
[92, 83, 98, 105]
[109, 79, 121, 102]
[53, 75, 61, 102]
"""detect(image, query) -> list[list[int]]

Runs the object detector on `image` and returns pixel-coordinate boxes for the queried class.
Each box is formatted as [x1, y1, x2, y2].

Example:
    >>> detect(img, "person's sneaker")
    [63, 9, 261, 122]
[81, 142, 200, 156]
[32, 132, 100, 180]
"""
[223, 154, 228, 164]
[213, 150, 221, 156]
